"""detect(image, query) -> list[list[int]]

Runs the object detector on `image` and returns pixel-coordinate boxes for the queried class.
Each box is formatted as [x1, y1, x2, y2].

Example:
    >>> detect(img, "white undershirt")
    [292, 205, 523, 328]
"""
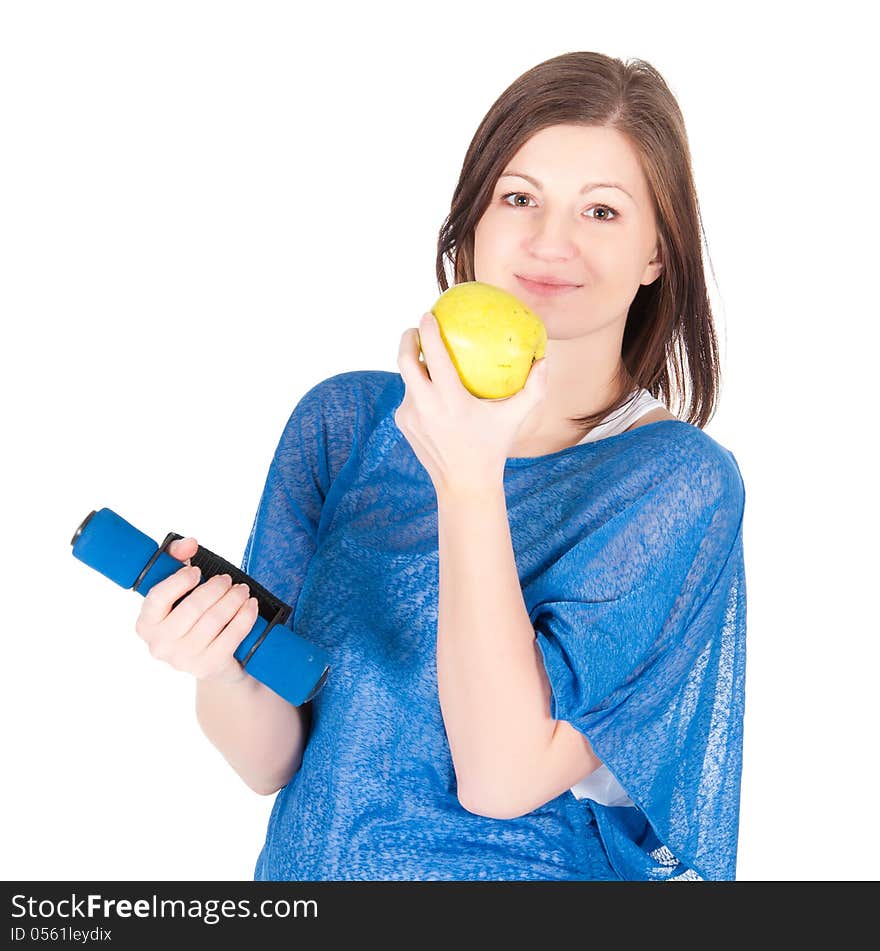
[568, 387, 669, 807]
[574, 387, 667, 445]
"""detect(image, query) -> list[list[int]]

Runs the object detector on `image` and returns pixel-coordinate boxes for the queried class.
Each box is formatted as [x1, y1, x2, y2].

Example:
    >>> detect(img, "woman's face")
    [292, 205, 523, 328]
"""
[473, 123, 663, 341]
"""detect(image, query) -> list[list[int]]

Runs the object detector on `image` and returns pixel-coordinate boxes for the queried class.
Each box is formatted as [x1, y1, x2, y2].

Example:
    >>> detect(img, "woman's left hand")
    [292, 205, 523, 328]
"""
[395, 311, 549, 497]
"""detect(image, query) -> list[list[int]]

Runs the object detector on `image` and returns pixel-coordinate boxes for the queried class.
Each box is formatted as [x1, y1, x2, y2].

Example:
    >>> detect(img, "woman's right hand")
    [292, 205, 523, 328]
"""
[134, 537, 260, 686]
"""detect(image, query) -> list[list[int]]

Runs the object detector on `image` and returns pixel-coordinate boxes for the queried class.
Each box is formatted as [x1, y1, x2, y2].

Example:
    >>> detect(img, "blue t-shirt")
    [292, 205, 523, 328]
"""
[241, 370, 747, 881]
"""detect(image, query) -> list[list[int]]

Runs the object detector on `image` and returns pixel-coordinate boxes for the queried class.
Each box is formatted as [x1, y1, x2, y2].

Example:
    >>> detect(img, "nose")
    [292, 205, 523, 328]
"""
[525, 210, 581, 256]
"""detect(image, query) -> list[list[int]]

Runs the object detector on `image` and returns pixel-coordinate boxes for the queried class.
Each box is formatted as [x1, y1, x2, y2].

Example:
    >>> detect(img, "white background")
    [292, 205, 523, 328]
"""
[2, 0, 877, 882]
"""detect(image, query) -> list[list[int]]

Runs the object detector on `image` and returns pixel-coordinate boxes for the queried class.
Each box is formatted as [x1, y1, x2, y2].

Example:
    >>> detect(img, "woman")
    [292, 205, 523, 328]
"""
[135, 51, 747, 881]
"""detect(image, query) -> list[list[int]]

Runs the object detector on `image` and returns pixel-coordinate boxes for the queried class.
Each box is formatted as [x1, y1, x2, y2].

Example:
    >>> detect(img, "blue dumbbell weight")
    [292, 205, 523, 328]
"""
[70, 507, 329, 706]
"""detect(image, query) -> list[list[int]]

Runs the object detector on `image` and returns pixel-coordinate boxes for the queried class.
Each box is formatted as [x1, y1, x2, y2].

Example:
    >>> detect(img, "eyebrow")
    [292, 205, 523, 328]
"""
[499, 170, 635, 203]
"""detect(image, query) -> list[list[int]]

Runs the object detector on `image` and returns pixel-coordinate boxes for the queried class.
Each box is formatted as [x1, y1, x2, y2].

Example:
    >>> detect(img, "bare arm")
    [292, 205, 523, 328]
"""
[133, 537, 312, 797]
[195, 674, 311, 796]
[435, 484, 601, 819]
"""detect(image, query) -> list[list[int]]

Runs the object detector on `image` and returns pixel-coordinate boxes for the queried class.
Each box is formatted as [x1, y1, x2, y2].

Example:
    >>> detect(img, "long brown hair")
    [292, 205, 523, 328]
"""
[435, 51, 722, 432]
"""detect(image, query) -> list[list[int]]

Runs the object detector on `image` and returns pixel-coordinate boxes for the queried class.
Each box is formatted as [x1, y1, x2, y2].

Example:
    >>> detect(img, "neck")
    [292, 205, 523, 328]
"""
[516, 334, 634, 445]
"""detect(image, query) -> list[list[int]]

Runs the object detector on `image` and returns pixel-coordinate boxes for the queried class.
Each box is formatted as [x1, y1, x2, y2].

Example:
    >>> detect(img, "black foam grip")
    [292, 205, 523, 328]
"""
[164, 532, 292, 626]
[191, 545, 292, 626]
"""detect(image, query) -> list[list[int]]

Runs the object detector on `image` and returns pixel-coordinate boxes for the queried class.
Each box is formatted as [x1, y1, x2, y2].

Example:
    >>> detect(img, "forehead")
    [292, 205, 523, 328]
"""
[503, 124, 648, 201]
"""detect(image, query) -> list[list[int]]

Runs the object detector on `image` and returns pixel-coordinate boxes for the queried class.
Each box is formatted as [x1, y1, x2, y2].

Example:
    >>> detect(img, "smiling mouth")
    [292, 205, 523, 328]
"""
[516, 275, 582, 295]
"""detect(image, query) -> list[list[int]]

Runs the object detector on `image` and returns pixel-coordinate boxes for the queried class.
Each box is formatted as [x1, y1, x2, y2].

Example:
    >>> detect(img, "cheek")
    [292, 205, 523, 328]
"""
[588, 238, 644, 285]
[473, 213, 516, 272]
[474, 211, 510, 250]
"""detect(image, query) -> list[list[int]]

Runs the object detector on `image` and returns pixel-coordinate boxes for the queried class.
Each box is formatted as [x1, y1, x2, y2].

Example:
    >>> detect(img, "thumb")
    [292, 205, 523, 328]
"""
[523, 357, 549, 399]
[167, 536, 199, 567]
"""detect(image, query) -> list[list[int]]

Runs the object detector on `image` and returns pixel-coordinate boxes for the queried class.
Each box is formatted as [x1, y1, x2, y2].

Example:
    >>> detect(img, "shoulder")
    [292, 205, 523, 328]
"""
[284, 370, 398, 429]
[607, 421, 746, 565]
[613, 419, 744, 521]
[271, 371, 400, 486]
[657, 421, 746, 521]
[299, 369, 397, 408]
[278, 370, 402, 463]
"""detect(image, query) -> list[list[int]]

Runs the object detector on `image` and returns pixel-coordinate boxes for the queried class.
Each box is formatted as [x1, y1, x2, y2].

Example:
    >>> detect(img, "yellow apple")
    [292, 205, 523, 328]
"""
[420, 281, 547, 399]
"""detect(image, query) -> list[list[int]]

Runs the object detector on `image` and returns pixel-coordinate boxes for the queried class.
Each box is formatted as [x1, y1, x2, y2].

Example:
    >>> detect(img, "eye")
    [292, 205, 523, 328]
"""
[585, 204, 619, 222]
[499, 192, 619, 222]
[500, 192, 536, 209]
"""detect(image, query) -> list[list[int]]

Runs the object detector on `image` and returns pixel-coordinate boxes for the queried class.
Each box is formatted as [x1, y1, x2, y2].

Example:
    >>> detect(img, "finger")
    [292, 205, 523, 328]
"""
[194, 595, 260, 673]
[161, 572, 248, 641]
[179, 582, 254, 657]
[139, 564, 203, 628]
[525, 356, 549, 392]
[510, 357, 549, 407]
[416, 312, 462, 389]
[167, 537, 198, 568]
[398, 326, 431, 392]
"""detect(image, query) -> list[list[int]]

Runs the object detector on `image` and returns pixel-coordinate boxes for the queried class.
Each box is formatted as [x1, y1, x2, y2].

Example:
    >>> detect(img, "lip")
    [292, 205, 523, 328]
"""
[516, 274, 582, 296]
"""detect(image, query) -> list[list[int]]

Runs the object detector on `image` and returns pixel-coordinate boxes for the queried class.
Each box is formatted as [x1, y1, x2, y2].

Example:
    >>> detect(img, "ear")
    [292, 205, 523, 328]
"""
[640, 246, 664, 286]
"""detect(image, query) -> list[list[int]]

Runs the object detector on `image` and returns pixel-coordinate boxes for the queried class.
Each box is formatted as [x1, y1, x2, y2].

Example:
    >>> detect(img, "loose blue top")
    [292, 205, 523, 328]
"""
[241, 370, 747, 881]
